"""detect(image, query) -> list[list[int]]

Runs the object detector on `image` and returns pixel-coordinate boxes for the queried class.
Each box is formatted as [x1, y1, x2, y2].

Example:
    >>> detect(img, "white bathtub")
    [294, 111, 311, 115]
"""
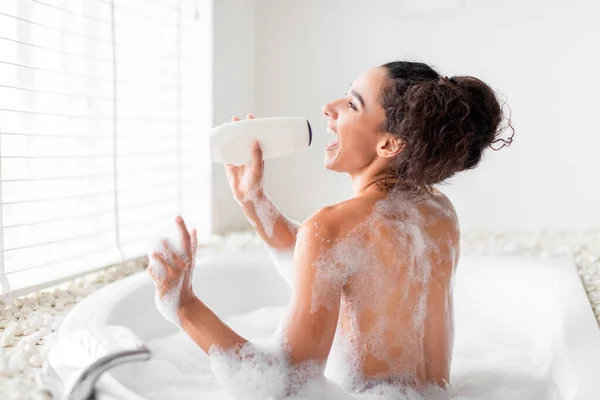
[55, 246, 600, 400]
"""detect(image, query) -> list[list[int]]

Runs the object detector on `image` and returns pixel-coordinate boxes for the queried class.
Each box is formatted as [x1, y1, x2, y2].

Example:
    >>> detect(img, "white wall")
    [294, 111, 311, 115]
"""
[211, 0, 256, 233]
[213, 0, 600, 233]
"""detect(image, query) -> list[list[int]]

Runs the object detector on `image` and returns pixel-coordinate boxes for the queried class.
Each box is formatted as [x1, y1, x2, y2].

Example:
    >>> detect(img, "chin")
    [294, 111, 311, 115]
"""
[324, 149, 341, 171]
[323, 157, 334, 171]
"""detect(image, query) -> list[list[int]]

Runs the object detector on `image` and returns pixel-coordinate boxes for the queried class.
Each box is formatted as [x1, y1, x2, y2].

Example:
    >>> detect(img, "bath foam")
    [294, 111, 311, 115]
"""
[207, 305, 307, 398]
[241, 181, 280, 238]
[242, 182, 300, 287]
[147, 222, 194, 327]
[147, 257, 166, 284]
[285, 216, 302, 236]
[310, 245, 351, 313]
[206, 317, 452, 400]
[154, 275, 184, 327]
[308, 221, 375, 314]
[439, 205, 460, 232]
[325, 319, 366, 392]
[209, 318, 304, 398]
[115, 296, 553, 400]
[265, 245, 295, 288]
[378, 194, 437, 304]
[208, 321, 358, 400]
[209, 340, 289, 400]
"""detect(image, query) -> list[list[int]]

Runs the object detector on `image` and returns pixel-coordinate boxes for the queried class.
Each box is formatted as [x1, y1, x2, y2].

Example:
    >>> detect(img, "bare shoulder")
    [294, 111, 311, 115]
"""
[428, 188, 461, 264]
[427, 188, 459, 227]
[296, 203, 363, 280]
[430, 187, 456, 211]
[299, 205, 341, 244]
[301, 196, 374, 240]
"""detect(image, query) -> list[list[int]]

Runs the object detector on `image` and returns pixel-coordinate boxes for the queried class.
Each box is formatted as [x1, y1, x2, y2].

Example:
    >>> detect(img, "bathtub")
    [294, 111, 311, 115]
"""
[54, 245, 600, 399]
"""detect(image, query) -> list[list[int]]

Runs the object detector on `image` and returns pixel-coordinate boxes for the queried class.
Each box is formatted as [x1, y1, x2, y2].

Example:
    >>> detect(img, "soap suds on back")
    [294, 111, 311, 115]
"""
[302, 189, 447, 389]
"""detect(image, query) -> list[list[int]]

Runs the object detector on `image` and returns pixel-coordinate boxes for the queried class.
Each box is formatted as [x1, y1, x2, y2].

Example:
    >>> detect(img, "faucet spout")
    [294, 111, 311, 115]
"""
[45, 346, 151, 400]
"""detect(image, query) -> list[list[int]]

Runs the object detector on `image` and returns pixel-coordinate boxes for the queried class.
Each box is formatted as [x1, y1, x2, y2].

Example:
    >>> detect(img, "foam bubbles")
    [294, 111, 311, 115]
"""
[209, 341, 289, 400]
[206, 309, 361, 400]
[208, 337, 355, 400]
[113, 297, 553, 400]
[240, 180, 300, 285]
[242, 184, 280, 238]
[155, 277, 185, 326]
[147, 221, 194, 327]
[265, 245, 295, 288]
[147, 257, 167, 285]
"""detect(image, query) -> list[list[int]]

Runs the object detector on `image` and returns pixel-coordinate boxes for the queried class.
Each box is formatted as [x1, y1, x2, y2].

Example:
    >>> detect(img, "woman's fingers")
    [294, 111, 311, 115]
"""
[165, 247, 187, 271]
[225, 118, 242, 176]
[249, 140, 264, 177]
[242, 114, 260, 175]
[190, 228, 198, 257]
[146, 260, 162, 283]
[225, 164, 244, 200]
[175, 216, 192, 257]
[159, 237, 187, 271]
[232, 114, 254, 121]
[224, 163, 237, 177]
[225, 163, 244, 185]
[151, 252, 173, 275]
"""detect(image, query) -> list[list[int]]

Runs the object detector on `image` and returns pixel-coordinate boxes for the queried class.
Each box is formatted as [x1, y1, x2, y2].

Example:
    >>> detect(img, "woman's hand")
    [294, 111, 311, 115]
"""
[147, 216, 198, 308]
[224, 114, 265, 203]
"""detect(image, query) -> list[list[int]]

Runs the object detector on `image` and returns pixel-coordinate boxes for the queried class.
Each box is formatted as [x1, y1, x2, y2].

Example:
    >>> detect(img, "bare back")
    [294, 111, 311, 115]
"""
[322, 188, 460, 391]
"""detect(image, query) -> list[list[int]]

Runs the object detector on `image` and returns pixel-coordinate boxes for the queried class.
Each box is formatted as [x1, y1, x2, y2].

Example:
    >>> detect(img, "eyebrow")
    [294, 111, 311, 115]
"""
[350, 89, 365, 108]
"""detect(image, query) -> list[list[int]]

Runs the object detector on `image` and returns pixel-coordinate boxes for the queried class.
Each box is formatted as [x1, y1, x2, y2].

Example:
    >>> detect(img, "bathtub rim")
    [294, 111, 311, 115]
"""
[54, 251, 600, 400]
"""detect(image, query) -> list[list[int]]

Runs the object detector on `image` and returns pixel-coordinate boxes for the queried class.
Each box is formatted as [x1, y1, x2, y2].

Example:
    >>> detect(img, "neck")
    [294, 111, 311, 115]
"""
[350, 169, 395, 197]
[350, 168, 427, 199]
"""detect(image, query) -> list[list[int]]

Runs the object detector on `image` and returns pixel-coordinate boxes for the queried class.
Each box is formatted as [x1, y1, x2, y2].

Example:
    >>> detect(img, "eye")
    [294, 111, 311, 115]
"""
[347, 101, 357, 111]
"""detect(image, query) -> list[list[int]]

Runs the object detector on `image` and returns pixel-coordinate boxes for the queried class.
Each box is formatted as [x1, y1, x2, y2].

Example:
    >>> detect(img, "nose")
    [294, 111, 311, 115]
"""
[322, 99, 339, 119]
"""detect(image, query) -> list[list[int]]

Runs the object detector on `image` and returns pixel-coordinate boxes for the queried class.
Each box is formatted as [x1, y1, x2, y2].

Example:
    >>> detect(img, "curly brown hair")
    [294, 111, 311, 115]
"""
[376, 61, 514, 197]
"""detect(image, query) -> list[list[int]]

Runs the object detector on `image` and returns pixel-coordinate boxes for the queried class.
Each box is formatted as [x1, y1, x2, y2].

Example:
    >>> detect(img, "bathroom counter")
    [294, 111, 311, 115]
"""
[0, 230, 599, 400]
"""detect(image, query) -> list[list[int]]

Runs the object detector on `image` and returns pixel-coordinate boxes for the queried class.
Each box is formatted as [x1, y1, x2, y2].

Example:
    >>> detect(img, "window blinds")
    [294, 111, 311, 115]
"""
[0, 0, 211, 296]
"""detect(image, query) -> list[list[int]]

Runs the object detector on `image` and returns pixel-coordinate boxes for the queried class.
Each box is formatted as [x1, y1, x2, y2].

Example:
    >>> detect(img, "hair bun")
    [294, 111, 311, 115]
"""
[440, 76, 457, 84]
[380, 61, 513, 192]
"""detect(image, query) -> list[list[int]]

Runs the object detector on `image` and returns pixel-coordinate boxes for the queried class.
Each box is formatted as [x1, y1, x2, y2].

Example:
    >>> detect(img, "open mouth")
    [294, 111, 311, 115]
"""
[325, 126, 340, 151]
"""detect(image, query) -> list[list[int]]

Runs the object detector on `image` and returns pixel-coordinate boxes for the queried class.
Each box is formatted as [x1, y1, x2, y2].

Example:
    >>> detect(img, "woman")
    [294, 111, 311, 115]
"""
[148, 61, 512, 396]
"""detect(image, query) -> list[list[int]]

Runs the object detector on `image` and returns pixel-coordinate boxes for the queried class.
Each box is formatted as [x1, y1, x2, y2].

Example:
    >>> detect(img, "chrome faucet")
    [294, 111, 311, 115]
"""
[44, 347, 151, 400]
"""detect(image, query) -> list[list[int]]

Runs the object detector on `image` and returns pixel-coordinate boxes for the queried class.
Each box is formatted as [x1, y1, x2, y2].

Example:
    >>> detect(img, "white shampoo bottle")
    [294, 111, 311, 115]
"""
[210, 117, 312, 165]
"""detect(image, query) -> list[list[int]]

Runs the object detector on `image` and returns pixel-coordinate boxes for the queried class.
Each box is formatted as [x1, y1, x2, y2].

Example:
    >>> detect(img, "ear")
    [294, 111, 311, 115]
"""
[376, 134, 405, 158]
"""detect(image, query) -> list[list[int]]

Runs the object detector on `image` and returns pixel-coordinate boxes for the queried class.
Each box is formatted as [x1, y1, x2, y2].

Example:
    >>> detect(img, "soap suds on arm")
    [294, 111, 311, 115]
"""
[238, 180, 300, 287]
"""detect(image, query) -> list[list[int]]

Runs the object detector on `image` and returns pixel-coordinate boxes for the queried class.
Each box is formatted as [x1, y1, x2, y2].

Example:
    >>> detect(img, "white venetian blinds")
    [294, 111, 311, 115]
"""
[0, 0, 212, 296]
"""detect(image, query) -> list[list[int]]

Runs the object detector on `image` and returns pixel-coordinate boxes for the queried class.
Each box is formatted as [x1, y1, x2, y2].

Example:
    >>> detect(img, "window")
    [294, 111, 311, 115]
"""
[0, 0, 211, 296]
